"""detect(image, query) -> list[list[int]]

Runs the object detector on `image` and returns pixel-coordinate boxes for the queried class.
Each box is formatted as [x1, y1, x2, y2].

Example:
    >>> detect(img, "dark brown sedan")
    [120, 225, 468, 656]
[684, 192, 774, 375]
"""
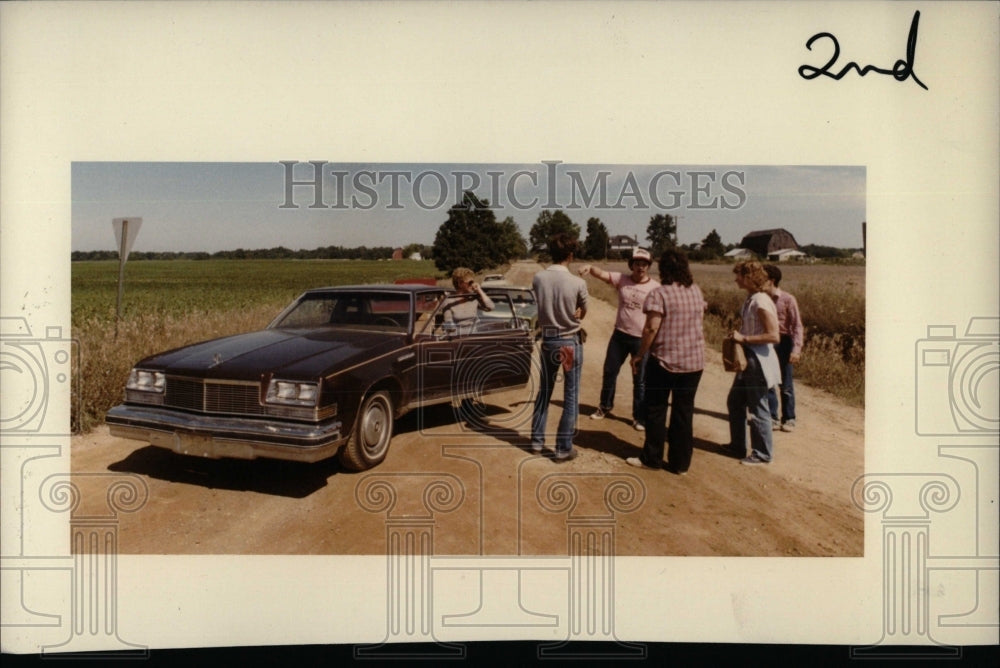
[106, 284, 534, 470]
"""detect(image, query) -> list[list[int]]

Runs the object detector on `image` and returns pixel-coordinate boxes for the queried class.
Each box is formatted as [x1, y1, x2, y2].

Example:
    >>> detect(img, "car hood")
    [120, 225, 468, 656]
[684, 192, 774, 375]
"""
[136, 328, 405, 381]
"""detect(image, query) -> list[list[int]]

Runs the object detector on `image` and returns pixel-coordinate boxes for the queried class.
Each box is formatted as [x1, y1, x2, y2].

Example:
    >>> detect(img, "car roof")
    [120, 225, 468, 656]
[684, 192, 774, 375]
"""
[302, 284, 444, 295]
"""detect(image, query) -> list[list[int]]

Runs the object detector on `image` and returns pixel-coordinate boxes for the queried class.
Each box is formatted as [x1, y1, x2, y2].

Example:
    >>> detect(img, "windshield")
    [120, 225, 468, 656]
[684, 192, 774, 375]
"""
[485, 288, 534, 305]
[272, 292, 412, 332]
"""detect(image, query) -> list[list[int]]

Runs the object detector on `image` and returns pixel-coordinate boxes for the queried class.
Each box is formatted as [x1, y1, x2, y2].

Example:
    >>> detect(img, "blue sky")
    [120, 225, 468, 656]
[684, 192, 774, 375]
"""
[72, 162, 866, 253]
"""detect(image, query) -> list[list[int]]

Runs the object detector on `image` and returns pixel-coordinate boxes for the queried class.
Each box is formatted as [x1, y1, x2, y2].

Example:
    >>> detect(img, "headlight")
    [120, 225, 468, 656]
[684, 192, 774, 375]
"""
[126, 369, 165, 393]
[265, 380, 320, 407]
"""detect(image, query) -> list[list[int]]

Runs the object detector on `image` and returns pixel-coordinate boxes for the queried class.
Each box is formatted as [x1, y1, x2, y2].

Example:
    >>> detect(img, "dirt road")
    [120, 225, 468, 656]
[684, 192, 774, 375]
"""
[71, 261, 863, 557]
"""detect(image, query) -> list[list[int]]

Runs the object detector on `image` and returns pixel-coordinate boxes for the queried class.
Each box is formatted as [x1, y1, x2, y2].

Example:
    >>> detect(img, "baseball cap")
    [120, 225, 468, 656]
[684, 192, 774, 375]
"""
[629, 248, 652, 265]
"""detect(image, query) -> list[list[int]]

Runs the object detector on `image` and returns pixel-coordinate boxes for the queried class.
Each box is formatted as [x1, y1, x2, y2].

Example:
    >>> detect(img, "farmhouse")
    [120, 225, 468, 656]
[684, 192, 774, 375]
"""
[768, 248, 808, 262]
[724, 247, 754, 259]
[739, 228, 800, 258]
[609, 235, 640, 254]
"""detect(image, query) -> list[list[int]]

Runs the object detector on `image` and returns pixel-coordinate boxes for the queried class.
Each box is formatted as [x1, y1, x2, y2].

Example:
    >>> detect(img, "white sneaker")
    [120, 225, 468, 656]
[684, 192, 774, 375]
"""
[781, 420, 796, 432]
[625, 456, 658, 470]
[633, 421, 645, 431]
[590, 408, 607, 420]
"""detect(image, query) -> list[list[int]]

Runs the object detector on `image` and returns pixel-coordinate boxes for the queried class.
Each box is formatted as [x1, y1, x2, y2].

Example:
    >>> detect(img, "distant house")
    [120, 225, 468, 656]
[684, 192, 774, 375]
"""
[724, 247, 753, 259]
[739, 228, 800, 258]
[768, 248, 808, 262]
[608, 235, 639, 254]
[408, 252, 422, 261]
[392, 248, 404, 261]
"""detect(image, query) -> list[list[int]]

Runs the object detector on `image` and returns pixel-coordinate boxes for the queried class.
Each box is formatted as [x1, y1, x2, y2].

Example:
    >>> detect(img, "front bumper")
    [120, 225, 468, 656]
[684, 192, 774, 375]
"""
[105, 404, 345, 463]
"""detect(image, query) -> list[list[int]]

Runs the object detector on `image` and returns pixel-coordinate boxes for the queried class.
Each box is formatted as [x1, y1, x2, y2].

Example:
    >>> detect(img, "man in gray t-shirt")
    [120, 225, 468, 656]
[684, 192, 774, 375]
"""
[531, 233, 588, 460]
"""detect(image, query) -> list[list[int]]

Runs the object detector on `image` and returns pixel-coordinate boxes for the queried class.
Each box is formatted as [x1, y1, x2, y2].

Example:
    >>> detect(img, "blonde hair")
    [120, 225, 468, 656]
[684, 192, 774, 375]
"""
[451, 267, 475, 289]
[733, 260, 769, 292]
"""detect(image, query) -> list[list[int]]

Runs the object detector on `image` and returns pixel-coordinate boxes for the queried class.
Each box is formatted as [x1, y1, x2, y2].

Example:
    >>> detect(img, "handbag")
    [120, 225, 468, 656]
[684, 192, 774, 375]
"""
[722, 337, 747, 372]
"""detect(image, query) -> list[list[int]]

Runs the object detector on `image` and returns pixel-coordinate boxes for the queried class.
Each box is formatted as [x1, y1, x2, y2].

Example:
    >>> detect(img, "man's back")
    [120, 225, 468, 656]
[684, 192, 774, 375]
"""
[533, 265, 588, 339]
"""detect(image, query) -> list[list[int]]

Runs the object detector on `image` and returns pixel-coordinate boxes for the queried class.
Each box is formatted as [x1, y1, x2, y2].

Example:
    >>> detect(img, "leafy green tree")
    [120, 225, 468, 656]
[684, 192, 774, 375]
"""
[496, 216, 528, 261]
[801, 244, 850, 259]
[645, 213, 677, 257]
[432, 192, 525, 273]
[582, 217, 609, 260]
[700, 228, 725, 258]
[529, 210, 580, 254]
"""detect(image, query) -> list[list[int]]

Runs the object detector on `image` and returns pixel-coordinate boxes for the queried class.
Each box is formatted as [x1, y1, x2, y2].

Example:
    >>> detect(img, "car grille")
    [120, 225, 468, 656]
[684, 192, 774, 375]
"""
[165, 378, 267, 416]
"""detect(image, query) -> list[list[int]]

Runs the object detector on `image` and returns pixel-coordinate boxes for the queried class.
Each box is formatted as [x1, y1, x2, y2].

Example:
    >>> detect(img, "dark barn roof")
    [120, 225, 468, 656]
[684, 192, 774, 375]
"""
[739, 228, 800, 257]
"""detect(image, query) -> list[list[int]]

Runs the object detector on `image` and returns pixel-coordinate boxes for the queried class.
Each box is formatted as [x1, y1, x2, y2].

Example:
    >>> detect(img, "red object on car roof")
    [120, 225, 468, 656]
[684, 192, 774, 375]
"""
[394, 277, 438, 286]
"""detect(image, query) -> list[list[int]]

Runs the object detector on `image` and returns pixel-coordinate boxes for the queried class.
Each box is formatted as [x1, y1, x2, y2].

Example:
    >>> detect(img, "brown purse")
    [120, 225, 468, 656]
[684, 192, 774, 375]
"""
[722, 337, 747, 372]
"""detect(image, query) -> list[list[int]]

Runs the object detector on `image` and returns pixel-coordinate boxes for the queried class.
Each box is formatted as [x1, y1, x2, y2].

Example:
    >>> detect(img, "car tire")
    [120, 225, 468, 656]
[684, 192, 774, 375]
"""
[339, 390, 394, 471]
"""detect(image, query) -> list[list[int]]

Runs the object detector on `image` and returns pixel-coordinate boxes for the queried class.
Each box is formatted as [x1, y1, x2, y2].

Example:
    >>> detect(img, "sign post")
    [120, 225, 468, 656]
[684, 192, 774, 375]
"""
[111, 218, 142, 338]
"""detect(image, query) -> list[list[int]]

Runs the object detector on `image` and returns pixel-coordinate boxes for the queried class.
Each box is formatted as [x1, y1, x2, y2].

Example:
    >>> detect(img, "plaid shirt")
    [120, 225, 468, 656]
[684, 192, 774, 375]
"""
[771, 288, 804, 354]
[643, 283, 706, 373]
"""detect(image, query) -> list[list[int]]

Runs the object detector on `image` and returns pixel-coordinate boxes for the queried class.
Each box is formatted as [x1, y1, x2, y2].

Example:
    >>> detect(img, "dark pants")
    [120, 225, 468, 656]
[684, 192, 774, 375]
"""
[598, 329, 647, 423]
[640, 360, 703, 473]
[767, 334, 796, 423]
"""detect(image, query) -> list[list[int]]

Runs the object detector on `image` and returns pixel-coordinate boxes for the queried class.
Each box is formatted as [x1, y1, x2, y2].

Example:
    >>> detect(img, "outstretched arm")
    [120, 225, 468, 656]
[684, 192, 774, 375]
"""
[577, 264, 614, 285]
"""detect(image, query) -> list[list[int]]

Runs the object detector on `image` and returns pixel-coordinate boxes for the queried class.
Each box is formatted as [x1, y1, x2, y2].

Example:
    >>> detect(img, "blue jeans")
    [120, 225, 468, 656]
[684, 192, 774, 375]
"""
[532, 335, 583, 454]
[727, 351, 774, 461]
[767, 334, 796, 423]
[598, 329, 647, 423]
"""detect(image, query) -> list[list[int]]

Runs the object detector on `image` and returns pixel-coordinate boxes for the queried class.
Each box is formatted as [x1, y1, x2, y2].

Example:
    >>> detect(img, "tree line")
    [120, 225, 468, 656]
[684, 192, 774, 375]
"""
[431, 191, 691, 273]
[70, 245, 433, 262]
[73, 191, 860, 272]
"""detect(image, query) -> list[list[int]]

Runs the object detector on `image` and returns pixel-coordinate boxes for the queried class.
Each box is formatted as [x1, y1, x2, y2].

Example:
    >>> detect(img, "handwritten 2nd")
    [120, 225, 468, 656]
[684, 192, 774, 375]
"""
[798, 10, 928, 90]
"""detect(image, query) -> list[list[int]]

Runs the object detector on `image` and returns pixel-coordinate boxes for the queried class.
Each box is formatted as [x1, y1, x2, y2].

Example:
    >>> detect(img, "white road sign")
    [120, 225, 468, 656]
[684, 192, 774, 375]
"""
[112, 217, 142, 260]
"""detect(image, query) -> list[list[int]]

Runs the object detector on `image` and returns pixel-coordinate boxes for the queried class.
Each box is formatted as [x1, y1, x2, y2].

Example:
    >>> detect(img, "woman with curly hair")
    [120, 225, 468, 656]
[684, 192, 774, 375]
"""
[723, 260, 781, 465]
[442, 267, 494, 334]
